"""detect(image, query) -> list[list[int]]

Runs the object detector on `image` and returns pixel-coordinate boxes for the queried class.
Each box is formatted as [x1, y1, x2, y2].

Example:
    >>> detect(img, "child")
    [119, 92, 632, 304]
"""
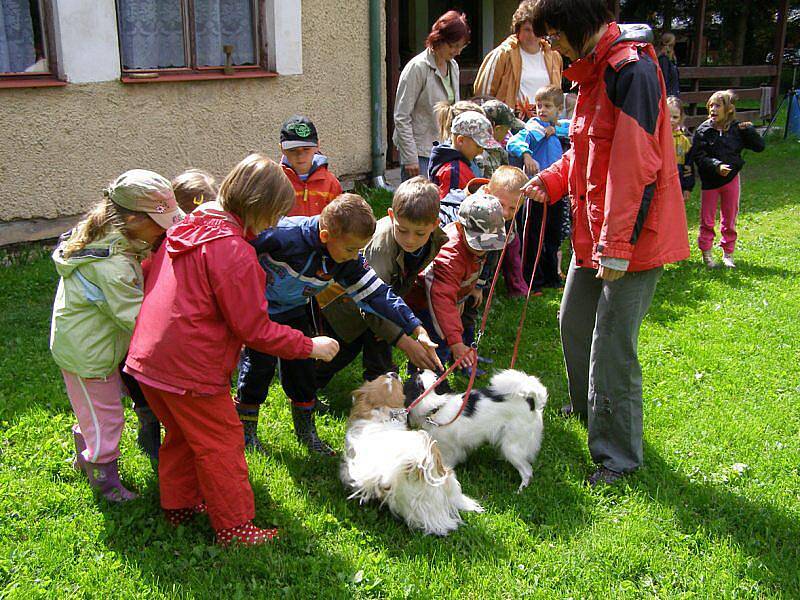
[50, 169, 184, 502]
[236, 193, 433, 455]
[428, 111, 501, 198]
[666, 97, 695, 202]
[507, 84, 567, 293]
[124, 154, 339, 546]
[690, 90, 765, 268]
[406, 192, 507, 369]
[472, 98, 526, 178]
[434, 100, 484, 143]
[280, 115, 343, 217]
[171, 169, 218, 213]
[315, 177, 447, 388]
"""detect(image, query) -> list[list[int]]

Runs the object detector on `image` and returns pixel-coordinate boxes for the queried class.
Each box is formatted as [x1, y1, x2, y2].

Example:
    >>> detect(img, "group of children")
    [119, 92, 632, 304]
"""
[50, 80, 766, 546]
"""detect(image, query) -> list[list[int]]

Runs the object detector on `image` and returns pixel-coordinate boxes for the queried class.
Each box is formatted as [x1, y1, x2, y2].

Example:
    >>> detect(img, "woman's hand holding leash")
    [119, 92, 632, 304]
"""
[310, 336, 340, 362]
[522, 176, 549, 204]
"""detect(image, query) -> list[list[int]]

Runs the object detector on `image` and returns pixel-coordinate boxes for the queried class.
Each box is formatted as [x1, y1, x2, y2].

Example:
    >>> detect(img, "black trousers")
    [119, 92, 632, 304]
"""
[522, 198, 565, 290]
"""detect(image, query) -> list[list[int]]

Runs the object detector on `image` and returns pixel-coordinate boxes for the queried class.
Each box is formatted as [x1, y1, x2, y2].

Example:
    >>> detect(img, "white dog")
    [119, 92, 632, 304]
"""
[341, 373, 483, 536]
[404, 369, 547, 492]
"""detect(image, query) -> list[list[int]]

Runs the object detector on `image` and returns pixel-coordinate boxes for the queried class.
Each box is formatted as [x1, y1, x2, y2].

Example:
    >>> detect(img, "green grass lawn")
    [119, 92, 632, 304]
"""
[1, 136, 799, 598]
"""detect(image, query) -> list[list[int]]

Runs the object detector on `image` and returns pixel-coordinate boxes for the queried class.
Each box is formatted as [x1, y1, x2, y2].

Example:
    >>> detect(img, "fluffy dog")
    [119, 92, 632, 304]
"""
[341, 373, 483, 536]
[404, 369, 547, 492]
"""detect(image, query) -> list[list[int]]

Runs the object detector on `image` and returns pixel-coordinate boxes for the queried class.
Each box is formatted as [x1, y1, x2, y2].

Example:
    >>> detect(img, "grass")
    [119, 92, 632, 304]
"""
[1, 135, 799, 598]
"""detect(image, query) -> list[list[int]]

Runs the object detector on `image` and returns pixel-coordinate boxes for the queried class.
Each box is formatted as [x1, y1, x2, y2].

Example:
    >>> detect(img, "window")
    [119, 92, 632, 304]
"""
[116, 0, 267, 77]
[0, 0, 58, 81]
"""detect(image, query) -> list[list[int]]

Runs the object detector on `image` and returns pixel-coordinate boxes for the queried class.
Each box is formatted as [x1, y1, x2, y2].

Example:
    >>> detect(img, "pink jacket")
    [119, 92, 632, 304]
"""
[126, 203, 313, 395]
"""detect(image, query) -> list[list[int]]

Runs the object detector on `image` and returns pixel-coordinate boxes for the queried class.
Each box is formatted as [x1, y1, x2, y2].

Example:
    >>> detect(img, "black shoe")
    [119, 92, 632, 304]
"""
[291, 407, 335, 456]
[242, 419, 268, 454]
[587, 466, 624, 487]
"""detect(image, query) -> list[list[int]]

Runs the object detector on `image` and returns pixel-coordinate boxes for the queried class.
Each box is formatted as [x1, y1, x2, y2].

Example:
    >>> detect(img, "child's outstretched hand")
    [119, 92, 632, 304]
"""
[450, 342, 475, 369]
[718, 163, 732, 176]
[523, 154, 540, 177]
[544, 126, 556, 138]
[397, 329, 442, 372]
[522, 176, 550, 204]
[310, 336, 340, 362]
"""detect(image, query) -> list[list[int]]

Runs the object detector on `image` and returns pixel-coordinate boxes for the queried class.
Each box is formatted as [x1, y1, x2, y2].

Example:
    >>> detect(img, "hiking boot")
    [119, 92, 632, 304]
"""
[291, 406, 335, 456]
[164, 502, 207, 527]
[701, 249, 717, 268]
[134, 405, 161, 466]
[216, 521, 279, 547]
[237, 405, 268, 454]
[722, 252, 736, 268]
[587, 466, 624, 487]
[82, 460, 138, 502]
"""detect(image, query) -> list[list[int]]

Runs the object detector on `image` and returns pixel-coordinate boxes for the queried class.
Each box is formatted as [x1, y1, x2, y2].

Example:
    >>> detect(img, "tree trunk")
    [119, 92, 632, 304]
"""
[732, 0, 750, 85]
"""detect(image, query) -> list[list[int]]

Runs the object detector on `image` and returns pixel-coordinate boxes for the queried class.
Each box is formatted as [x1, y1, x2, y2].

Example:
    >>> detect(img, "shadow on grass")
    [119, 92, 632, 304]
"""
[630, 443, 800, 595]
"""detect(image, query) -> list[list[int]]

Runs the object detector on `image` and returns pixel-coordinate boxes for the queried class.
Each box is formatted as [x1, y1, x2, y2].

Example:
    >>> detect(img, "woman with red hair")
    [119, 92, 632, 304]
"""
[393, 11, 471, 181]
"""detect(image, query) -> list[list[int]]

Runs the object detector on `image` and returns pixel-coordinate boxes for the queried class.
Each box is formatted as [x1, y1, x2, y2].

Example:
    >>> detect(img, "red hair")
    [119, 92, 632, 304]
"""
[425, 11, 470, 49]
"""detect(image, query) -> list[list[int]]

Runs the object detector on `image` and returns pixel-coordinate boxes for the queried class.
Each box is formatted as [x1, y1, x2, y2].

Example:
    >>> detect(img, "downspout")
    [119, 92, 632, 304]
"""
[370, 0, 394, 191]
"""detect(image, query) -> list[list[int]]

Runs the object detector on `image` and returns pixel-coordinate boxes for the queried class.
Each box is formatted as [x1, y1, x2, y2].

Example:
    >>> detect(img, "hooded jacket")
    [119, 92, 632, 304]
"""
[283, 154, 343, 217]
[125, 202, 313, 396]
[50, 231, 148, 378]
[428, 142, 479, 199]
[690, 119, 765, 190]
[473, 36, 563, 113]
[536, 23, 690, 271]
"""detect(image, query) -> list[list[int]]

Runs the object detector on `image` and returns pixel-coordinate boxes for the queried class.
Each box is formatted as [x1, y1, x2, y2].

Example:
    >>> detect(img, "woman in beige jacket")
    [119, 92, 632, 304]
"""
[474, 0, 562, 120]
[393, 11, 470, 181]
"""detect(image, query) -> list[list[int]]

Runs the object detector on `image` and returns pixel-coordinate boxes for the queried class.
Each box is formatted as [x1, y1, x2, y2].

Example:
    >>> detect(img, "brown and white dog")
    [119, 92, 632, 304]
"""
[341, 373, 483, 536]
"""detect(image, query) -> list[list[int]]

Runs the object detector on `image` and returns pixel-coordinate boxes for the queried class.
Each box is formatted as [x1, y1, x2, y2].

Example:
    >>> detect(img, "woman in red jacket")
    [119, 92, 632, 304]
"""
[125, 154, 340, 545]
[523, 0, 689, 486]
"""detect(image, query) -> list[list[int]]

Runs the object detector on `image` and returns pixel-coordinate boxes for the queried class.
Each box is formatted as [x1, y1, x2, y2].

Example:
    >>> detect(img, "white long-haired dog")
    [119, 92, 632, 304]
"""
[341, 373, 483, 536]
[404, 369, 548, 492]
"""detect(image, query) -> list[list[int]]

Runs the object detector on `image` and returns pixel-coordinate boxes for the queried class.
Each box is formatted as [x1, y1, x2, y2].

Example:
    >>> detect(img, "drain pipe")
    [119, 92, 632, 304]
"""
[369, 0, 394, 191]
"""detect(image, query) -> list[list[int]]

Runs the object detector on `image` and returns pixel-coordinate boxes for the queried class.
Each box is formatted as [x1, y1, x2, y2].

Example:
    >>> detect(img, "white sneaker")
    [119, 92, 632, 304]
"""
[722, 253, 736, 268]
[702, 250, 717, 268]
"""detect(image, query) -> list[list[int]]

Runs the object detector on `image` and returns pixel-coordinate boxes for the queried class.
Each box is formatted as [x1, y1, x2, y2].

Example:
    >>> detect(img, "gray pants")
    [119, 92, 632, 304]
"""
[559, 257, 662, 473]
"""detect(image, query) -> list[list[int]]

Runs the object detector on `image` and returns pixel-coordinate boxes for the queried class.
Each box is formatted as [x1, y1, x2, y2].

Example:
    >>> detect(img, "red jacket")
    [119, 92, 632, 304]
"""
[125, 203, 313, 396]
[283, 154, 343, 217]
[406, 222, 485, 346]
[537, 23, 689, 271]
[427, 142, 478, 199]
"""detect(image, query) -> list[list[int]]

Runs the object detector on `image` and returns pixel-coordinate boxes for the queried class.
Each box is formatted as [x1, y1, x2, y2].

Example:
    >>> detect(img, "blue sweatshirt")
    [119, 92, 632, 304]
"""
[251, 216, 421, 335]
[507, 117, 565, 171]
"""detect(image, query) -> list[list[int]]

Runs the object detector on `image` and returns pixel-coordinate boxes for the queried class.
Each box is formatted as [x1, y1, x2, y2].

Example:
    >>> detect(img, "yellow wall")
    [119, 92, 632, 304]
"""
[0, 0, 385, 241]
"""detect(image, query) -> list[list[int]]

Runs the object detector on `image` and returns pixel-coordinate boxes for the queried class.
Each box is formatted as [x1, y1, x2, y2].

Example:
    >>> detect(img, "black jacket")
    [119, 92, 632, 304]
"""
[657, 54, 680, 97]
[690, 119, 765, 190]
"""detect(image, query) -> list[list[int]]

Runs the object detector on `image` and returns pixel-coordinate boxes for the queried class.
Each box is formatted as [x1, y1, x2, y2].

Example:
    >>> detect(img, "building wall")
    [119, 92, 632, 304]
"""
[0, 0, 386, 242]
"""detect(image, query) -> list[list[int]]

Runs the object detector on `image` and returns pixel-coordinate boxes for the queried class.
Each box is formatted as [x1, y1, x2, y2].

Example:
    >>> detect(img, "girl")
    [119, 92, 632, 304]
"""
[667, 96, 695, 202]
[690, 90, 765, 268]
[124, 154, 339, 546]
[50, 170, 184, 502]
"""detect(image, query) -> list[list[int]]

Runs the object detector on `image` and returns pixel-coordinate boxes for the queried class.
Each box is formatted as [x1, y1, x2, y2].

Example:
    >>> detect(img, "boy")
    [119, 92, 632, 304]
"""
[315, 177, 447, 388]
[507, 84, 566, 293]
[406, 192, 507, 370]
[428, 111, 501, 199]
[473, 99, 525, 178]
[280, 115, 343, 217]
[236, 194, 435, 455]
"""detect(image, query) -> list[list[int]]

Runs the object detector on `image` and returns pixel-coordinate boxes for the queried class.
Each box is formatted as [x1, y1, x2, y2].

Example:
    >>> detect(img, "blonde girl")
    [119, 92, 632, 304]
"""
[666, 96, 695, 201]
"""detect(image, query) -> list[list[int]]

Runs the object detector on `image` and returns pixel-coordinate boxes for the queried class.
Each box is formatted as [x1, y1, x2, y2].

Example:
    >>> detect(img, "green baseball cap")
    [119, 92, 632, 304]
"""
[482, 99, 526, 132]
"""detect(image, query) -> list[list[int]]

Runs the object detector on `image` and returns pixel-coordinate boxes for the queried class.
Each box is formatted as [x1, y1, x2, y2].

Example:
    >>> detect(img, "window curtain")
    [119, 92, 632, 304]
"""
[0, 0, 35, 73]
[118, 0, 186, 70]
[194, 0, 255, 66]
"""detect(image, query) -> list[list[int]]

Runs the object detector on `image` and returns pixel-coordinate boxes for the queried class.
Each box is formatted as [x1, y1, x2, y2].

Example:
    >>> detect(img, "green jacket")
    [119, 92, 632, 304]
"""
[319, 216, 447, 343]
[49, 231, 148, 378]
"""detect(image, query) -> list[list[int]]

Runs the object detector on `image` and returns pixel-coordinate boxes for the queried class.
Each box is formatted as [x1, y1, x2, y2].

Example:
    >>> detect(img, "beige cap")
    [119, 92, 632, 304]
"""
[105, 169, 184, 230]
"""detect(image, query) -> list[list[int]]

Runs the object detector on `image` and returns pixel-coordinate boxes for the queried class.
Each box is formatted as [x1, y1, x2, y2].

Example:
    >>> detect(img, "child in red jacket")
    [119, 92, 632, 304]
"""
[280, 115, 343, 217]
[125, 154, 339, 546]
[406, 191, 507, 369]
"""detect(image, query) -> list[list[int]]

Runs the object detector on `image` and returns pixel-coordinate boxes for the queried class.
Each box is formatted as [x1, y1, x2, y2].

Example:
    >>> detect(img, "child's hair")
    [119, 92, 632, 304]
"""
[534, 85, 564, 107]
[172, 169, 218, 213]
[218, 153, 294, 232]
[320, 193, 376, 240]
[667, 96, 685, 122]
[426, 11, 470, 49]
[707, 90, 737, 127]
[487, 166, 528, 197]
[60, 196, 143, 259]
[435, 100, 485, 141]
[392, 176, 440, 224]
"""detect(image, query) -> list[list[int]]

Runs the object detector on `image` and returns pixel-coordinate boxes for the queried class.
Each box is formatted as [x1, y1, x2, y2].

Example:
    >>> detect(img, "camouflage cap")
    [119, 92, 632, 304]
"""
[451, 111, 502, 150]
[457, 189, 507, 251]
[106, 169, 184, 230]
[482, 99, 526, 132]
